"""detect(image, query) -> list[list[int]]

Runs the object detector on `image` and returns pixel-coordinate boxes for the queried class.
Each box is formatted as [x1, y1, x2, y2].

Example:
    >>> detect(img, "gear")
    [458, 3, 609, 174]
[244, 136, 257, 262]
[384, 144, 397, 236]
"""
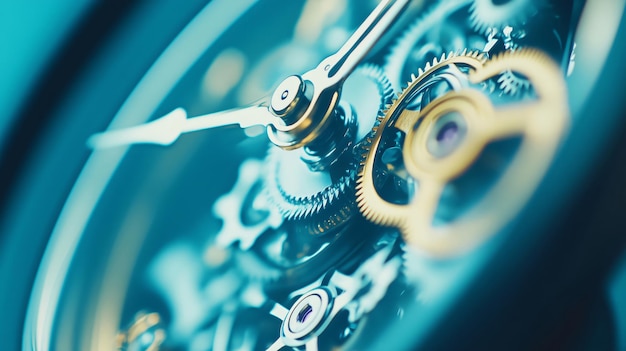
[484, 27, 532, 96]
[240, 219, 371, 292]
[342, 64, 395, 146]
[357, 48, 568, 256]
[264, 64, 393, 236]
[250, 234, 402, 350]
[359, 50, 487, 228]
[336, 234, 402, 323]
[497, 68, 531, 95]
[384, 0, 485, 91]
[469, 0, 546, 35]
[213, 159, 283, 250]
[263, 146, 356, 237]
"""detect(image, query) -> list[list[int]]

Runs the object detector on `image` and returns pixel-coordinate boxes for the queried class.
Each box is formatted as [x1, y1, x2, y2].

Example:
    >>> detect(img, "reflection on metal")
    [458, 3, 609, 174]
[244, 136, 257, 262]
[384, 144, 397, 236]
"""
[262, 238, 401, 350]
[87, 105, 279, 149]
[267, 0, 410, 151]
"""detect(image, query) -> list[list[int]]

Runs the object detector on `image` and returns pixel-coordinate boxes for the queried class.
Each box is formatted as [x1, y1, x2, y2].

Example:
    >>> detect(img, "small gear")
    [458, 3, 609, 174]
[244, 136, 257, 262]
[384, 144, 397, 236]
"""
[252, 234, 403, 350]
[357, 48, 568, 256]
[484, 27, 532, 96]
[342, 64, 395, 146]
[469, 0, 546, 35]
[337, 235, 403, 323]
[384, 0, 485, 91]
[264, 64, 393, 236]
[263, 146, 356, 236]
[497, 68, 531, 95]
[213, 159, 283, 250]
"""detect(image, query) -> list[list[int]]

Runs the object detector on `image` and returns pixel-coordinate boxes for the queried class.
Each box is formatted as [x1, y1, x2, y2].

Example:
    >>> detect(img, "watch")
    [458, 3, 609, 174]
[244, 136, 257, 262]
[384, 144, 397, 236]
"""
[2, 0, 626, 350]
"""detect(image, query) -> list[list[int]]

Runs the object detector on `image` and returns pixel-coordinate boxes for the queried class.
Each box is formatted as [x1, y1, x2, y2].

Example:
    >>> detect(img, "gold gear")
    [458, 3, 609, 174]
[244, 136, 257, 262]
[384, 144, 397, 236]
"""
[356, 48, 568, 256]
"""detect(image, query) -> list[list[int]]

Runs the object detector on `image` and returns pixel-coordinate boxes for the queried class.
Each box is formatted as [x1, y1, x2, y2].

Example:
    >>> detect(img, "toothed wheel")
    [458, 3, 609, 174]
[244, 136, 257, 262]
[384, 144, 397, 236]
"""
[384, 0, 486, 91]
[497, 68, 532, 95]
[213, 159, 283, 250]
[263, 146, 356, 236]
[357, 49, 569, 256]
[241, 232, 404, 351]
[359, 51, 486, 228]
[264, 64, 393, 236]
[11, 0, 623, 350]
[469, 0, 546, 34]
[486, 32, 533, 96]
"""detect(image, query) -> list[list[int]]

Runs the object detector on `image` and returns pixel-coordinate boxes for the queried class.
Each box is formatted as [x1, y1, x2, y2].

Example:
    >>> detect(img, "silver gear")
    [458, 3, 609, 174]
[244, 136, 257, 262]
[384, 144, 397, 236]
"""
[213, 159, 283, 250]
[486, 29, 532, 96]
[334, 235, 402, 323]
[263, 145, 356, 239]
[469, 0, 546, 35]
[264, 64, 393, 236]
[384, 0, 484, 91]
[251, 234, 403, 350]
[343, 64, 395, 145]
[497, 68, 532, 95]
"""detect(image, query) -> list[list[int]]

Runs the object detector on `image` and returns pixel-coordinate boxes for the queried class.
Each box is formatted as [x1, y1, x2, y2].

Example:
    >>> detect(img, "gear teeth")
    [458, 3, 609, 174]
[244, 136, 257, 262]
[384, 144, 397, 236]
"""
[363, 47, 568, 255]
[487, 48, 545, 96]
[469, 0, 546, 35]
[497, 70, 531, 95]
[264, 64, 394, 236]
[264, 143, 356, 225]
[213, 159, 282, 250]
[357, 50, 488, 237]
[469, 3, 489, 35]
[383, 0, 474, 90]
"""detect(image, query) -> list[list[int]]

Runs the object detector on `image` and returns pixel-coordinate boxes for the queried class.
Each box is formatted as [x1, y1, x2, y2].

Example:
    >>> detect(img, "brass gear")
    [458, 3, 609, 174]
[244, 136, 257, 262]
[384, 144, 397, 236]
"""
[356, 48, 568, 256]
[357, 50, 487, 229]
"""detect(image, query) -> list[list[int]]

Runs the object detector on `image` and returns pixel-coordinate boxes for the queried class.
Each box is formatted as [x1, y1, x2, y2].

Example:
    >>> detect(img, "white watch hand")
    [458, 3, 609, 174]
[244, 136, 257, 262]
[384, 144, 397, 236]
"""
[87, 104, 279, 149]
[88, 0, 409, 150]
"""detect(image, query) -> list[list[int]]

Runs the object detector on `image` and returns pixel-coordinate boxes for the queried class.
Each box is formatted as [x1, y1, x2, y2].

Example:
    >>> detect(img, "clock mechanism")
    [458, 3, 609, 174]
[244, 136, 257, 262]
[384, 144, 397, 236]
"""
[5, 0, 626, 350]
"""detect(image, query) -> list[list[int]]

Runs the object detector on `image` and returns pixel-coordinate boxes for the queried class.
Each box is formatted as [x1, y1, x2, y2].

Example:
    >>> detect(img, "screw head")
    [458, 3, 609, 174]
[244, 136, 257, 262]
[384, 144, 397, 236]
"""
[271, 75, 305, 116]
